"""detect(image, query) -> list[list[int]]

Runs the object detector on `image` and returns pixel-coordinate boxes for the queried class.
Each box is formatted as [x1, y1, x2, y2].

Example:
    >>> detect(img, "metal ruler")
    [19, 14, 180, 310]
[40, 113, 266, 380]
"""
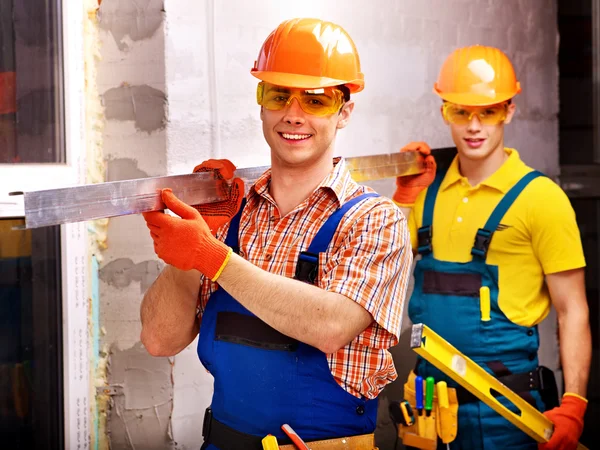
[410, 323, 589, 449]
[9, 151, 426, 229]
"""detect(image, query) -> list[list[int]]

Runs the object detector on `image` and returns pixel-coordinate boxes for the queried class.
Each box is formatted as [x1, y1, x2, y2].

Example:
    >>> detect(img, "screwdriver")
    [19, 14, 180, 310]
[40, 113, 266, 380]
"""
[425, 376, 435, 439]
[415, 375, 425, 436]
[425, 376, 434, 417]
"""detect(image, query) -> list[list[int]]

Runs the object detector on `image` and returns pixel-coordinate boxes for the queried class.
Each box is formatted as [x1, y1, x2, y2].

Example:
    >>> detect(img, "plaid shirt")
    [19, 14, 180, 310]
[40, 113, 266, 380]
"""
[198, 158, 412, 399]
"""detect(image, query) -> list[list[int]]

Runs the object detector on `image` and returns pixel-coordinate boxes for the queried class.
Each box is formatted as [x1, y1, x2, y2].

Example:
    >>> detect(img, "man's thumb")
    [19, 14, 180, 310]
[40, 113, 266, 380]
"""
[161, 189, 198, 219]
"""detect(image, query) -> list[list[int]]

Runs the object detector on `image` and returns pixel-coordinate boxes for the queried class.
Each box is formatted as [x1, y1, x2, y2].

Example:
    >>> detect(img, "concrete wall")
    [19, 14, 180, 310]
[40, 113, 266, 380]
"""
[95, 0, 560, 449]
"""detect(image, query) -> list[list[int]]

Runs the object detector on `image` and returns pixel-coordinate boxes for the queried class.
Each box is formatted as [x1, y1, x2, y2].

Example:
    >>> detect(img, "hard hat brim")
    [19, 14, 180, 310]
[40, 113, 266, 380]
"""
[251, 70, 364, 93]
[433, 83, 521, 106]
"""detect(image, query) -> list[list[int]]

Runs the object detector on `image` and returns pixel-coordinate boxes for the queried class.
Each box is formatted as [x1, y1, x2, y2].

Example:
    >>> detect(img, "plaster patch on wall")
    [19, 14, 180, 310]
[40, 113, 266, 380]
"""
[98, 0, 164, 51]
[108, 342, 174, 449]
[103, 84, 167, 133]
[106, 157, 150, 181]
[99, 258, 163, 293]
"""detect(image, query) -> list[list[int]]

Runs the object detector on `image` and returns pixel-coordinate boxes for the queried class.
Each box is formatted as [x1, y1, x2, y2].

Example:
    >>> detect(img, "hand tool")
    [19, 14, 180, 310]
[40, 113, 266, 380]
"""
[425, 376, 434, 417]
[389, 400, 415, 427]
[479, 286, 491, 321]
[415, 375, 425, 437]
[410, 323, 589, 450]
[281, 424, 309, 450]
[424, 376, 436, 439]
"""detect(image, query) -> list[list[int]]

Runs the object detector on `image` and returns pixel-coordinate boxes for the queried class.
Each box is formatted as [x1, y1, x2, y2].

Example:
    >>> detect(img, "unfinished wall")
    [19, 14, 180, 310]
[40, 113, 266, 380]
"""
[95, 0, 170, 449]
[96, 0, 560, 448]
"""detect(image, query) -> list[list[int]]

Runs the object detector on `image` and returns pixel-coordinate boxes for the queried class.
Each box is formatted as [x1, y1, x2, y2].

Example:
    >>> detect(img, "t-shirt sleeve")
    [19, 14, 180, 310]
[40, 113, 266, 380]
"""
[320, 198, 413, 348]
[529, 178, 586, 275]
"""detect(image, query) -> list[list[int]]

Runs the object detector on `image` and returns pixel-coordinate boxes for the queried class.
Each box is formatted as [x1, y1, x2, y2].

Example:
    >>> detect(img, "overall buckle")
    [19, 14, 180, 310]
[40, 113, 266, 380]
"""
[417, 226, 432, 255]
[471, 228, 492, 258]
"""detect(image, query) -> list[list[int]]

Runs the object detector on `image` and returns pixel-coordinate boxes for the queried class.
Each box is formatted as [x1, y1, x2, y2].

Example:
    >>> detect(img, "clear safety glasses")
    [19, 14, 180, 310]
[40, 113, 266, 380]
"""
[442, 102, 509, 126]
[256, 81, 345, 117]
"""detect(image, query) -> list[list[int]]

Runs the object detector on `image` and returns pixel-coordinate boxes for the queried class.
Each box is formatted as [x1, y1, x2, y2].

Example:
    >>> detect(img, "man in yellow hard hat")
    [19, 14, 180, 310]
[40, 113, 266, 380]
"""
[140, 18, 412, 449]
[393, 45, 591, 449]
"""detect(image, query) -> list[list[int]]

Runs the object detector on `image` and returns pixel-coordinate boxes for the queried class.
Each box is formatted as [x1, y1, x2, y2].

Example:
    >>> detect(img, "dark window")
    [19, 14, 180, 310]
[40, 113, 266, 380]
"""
[0, 0, 64, 163]
[0, 219, 63, 449]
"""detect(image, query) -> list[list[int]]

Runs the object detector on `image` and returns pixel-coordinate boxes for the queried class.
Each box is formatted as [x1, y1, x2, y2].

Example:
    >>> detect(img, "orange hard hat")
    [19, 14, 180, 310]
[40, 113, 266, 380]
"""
[433, 45, 521, 106]
[251, 18, 364, 93]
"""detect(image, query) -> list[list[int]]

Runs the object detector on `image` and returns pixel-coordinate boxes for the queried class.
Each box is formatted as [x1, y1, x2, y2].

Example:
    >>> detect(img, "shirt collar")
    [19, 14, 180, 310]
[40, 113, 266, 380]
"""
[440, 148, 526, 194]
[248, 156, 352, 207]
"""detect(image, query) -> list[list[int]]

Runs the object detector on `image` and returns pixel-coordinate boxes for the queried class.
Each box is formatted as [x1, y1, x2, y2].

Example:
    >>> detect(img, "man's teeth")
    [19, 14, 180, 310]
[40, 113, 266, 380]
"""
[282, 133, 311, 140]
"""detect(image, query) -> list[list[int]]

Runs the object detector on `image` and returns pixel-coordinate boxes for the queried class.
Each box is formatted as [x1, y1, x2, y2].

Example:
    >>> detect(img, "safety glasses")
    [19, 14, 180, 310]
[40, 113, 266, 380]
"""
[442, 102, 509, 125]
[256, 81, 345, 117]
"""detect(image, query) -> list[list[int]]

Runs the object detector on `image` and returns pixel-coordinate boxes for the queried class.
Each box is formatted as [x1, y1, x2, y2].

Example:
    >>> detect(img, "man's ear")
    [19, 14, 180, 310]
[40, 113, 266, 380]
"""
[504, 102, 517, 125]
[259, 105, 264, 122]
[337, 100, 355, 129]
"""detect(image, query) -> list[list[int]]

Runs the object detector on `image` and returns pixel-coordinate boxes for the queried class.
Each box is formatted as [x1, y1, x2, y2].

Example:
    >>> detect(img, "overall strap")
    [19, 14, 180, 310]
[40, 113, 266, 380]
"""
[417, 167, 449, 256]
[224, 198, 247, 254]
[471, 170, 544, 259]
[295, 193, 379, 284]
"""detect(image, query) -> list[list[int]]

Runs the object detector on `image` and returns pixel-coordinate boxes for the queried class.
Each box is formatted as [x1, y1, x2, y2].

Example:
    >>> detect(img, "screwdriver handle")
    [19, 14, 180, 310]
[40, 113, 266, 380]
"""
[425, 376, 435, 414]
[415, 375, 424, 411]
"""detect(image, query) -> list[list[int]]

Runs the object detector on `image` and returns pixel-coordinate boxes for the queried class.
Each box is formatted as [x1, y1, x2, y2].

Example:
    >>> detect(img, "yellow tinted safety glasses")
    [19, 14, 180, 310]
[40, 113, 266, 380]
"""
[256, 81, 345, 117]
[442, 102, 509, 125]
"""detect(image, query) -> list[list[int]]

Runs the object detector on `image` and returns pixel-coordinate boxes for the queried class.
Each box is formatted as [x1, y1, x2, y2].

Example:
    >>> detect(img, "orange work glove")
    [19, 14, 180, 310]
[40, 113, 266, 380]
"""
[392, 141, 437, 207]
[143, 189, 232, 281]
[192, 159, 244, 235]
[538, 393, 587, 450]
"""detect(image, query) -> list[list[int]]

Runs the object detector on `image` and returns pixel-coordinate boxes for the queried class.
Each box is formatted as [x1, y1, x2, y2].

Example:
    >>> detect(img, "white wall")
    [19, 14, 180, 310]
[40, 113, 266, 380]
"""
[97, 1, 560, 448]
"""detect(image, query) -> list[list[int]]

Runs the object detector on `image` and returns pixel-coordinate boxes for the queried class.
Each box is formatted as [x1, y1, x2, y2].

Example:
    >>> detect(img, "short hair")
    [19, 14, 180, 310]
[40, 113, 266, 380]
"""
[338, 85, 351, 102]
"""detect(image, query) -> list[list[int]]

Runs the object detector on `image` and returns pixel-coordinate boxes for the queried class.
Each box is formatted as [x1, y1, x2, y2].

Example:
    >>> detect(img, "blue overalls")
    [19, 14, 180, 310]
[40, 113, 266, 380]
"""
[409, 167, 546, 450]
[198, 193, 379, 450]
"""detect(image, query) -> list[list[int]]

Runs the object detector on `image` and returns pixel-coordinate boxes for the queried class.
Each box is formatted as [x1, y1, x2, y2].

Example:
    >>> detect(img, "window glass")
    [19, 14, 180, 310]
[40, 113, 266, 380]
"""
[0, 0, 64, 163]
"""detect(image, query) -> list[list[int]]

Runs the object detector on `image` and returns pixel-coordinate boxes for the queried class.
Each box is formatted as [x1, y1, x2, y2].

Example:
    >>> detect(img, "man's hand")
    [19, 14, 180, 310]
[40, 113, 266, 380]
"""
[393, 141, 436, 206]
[539, 393, 587, 450]
[192, 159, 244, 235]
[143, 189, 232, 281]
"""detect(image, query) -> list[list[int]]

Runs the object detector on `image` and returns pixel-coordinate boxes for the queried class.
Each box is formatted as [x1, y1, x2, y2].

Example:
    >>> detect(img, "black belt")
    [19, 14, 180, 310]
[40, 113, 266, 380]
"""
[415, 359, 558, 409]
[455, 369, 540, 405]
[202, 408, 285, 450]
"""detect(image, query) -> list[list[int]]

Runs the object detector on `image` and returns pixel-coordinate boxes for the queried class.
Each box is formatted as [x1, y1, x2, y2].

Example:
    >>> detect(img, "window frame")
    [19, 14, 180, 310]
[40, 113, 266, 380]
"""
[0, 3, 91, 449]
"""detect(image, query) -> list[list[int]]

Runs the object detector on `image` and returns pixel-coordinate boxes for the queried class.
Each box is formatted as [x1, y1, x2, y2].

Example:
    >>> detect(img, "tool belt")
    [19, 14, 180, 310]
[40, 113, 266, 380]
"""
[393, 364, 559, 449]
[396, 372, 458, 450]
[202, 408, 378, 450]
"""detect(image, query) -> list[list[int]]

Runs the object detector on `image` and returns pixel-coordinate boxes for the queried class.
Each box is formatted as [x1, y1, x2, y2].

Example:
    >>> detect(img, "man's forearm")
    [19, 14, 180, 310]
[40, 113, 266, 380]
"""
[217, 253, 373, 354]
[546, 269, 592, 398]
[140, 265, 201, 356]
[558, 310, 591, 397]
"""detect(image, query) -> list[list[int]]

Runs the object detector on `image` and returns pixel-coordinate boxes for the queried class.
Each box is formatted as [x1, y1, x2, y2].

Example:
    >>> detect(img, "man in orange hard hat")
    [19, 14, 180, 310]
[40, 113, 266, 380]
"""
[393, 45, 591, 449]
[140, 18, 412, 449]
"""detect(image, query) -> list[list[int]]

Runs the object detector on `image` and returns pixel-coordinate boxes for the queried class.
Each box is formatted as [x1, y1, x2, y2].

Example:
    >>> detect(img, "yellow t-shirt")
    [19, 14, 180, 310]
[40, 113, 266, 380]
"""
[408, 148, 586, 327]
